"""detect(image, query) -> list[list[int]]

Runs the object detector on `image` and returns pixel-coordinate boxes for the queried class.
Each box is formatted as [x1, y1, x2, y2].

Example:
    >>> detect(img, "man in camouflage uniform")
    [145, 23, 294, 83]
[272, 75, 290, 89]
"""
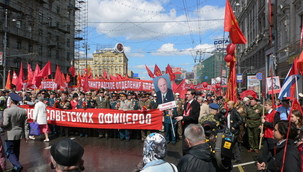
[199, 103, 219, 126]
[246, 96, 263, 152]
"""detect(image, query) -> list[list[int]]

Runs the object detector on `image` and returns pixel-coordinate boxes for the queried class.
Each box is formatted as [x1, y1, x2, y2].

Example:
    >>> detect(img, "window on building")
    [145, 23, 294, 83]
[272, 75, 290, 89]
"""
[48, 48, 52, 58]
[28, 44, 33, 53]
[38, 12, 43, 23]
[16, 21, 21, 29]
[39, 45, 43, 56]
[56, 6, 60, 14]
[66, 38, 70, 47]
[17, 40, 22, 49]
[47, 17, 52, 27]
[56, 50, 59, 59]
[67, 52, 70, 61]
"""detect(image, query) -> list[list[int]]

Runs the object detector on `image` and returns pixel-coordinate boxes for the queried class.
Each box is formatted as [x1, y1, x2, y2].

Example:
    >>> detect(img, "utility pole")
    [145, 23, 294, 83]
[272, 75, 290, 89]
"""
[2, 9, 8, 89]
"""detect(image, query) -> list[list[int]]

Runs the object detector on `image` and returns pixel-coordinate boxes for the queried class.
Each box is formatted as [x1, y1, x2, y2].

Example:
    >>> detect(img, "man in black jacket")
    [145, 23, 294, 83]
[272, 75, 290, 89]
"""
[175, 89, 200, 129]
[177, 124, 217, 172]
[226, 101, 243, 163]
[175, 89, 200, 154]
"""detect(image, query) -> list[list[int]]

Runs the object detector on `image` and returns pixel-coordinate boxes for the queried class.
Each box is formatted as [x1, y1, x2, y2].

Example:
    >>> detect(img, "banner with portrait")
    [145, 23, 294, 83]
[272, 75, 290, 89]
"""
[266, 76, 281, 94]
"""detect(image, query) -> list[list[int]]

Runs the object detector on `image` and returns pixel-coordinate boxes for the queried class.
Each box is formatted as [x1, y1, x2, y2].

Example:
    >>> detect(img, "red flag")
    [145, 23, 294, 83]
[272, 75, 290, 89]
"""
[225, 57, 237, 102]
[110, 75, 117, 80]
[116, 74, 123, 80]
[68, 66, 76, 77]
[66, 74, 71, 83]
[166, 64, 176, 81]
[38, 61, 52, 78]
[16, 63, 24, 91]
[154, 65, 162, 77]
[77, 73, 81, 87]
[224, 0, 247, 44]
[12, 71, 19, 86]
[295, 51, 303, 75]
[291, 99, 303, 114]
[5, 70, 11, 90]
[124, 74, 129, 79]
[54, 65, 65, 88]
[27, 63, 34, 86]
[103, 70, 108, 80]
[32, 64, 41, 87]
[173, 79, 187, 99]
[145, 65, 155, 78]
[82, 74, 89, 92]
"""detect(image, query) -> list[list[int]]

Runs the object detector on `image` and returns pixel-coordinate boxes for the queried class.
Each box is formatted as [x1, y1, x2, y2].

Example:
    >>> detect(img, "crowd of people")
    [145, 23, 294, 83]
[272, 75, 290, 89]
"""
[0, 85, 302, 171]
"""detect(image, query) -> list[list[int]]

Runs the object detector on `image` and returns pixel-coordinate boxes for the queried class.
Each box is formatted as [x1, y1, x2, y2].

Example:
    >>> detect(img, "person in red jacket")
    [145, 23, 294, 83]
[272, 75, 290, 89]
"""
[260, 100, 280, 161]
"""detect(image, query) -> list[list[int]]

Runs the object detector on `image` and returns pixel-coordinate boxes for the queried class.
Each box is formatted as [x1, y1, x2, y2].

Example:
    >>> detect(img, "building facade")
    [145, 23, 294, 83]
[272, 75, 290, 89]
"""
[74, 49, 129, 78]
[0, 0, 75, 87]
[194, 53, 227, 84]
[231, 0, 303, 90]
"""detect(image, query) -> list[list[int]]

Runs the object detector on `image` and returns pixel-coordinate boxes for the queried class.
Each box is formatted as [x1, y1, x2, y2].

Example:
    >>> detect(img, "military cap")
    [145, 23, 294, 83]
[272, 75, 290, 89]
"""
[209, 103, 219, 110]
[9, 92, 22, 102]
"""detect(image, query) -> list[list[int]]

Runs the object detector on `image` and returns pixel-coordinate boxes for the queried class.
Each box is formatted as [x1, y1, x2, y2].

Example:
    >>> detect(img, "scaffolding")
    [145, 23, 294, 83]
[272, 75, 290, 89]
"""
[74, 0, 88, 70]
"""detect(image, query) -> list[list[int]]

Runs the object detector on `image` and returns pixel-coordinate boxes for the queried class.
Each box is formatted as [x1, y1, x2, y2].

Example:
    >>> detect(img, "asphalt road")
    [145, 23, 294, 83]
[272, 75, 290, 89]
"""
[6, 135, 259, 172]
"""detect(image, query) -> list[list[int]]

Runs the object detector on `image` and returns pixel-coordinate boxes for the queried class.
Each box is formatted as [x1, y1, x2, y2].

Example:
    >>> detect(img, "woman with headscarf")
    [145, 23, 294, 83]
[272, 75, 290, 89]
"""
[134, 133, 178, 172]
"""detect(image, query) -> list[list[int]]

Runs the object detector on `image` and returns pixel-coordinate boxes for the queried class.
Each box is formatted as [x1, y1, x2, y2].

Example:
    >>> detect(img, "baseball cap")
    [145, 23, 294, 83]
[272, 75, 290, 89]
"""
[50, 138, 84, 166]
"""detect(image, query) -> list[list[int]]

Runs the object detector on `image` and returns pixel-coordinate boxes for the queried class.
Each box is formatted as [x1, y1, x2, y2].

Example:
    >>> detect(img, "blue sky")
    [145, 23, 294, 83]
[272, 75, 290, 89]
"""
[86, 0, 226, 80]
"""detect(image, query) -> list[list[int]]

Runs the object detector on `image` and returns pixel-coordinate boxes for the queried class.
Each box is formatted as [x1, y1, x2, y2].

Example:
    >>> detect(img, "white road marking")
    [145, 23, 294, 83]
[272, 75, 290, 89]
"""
[233, 161, 256, 168]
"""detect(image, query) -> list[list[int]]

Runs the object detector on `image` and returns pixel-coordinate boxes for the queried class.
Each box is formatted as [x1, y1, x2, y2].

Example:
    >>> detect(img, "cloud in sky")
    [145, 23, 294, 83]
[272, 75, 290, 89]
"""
[88, 0, 224, 40]
[154, 43, 216, 56]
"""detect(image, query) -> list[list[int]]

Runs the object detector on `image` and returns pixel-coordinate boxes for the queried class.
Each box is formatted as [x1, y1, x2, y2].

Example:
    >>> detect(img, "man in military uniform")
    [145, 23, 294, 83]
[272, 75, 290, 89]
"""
[2, 93, 27, 172]
[110, 93, 119, 110]
[118, 93, 133, 141]
[199, 103, 219, 126]
[138, 93, 151, 141]
[0, 91, 6, 170]
[246, 96, 263, 152]
[95, 88, 110, 139]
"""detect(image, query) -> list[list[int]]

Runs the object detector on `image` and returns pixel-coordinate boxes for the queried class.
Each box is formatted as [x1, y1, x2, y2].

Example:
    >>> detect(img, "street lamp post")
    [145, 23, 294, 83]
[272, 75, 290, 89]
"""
[2, 9, 8, 89]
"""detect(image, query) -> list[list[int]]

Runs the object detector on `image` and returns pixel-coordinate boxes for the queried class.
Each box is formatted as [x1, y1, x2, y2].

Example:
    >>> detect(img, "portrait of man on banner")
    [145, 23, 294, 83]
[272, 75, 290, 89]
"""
[267, 76, 281, 94]
[153, 74, 175, 104]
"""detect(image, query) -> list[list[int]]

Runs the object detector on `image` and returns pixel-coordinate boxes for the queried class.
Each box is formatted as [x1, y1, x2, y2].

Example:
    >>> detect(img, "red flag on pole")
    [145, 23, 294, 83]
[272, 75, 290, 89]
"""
[32, 64, 41, 87]
[166, 64, 176, 81]
[145, 65, 155, 78]
[225, 57, 237, 102]
[38, 61, 52, 78]
[103, 70, 108, 80]
[68, 66, 76, 77]
[224, 0, 247, 44]
[27, 63, 34, 86]
[66, 74, 71, 83]
[16, 63, 24, 91]
[154, 65, 162, 77]
[173, 79, 187, 99]
[12, 71, 19, 87]
[54, 65, 65, 88]
[5, 70, 11, 90]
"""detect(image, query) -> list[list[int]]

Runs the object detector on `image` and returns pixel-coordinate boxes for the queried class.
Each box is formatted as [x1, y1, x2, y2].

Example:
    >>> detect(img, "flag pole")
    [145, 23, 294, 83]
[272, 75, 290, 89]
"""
[295, 75, 299, 100]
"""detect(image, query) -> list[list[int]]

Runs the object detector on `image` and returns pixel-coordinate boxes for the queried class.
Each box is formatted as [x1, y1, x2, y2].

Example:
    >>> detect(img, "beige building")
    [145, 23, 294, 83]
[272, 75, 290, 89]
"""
[75, 49, 129, 77]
